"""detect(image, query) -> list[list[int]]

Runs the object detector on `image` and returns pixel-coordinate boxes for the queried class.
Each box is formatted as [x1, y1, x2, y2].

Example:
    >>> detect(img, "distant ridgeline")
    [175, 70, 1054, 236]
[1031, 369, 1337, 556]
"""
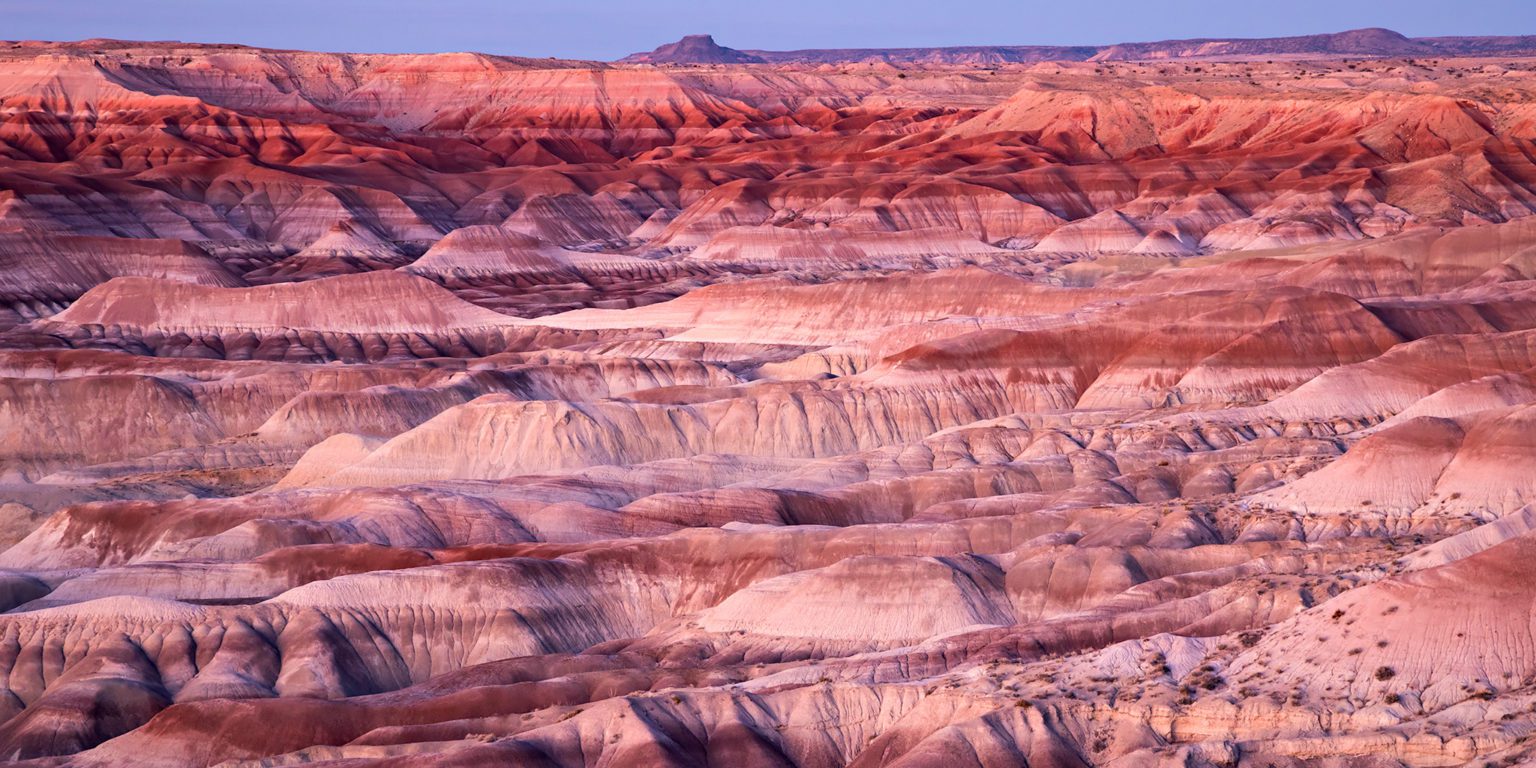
[621, 27, 1536, 65]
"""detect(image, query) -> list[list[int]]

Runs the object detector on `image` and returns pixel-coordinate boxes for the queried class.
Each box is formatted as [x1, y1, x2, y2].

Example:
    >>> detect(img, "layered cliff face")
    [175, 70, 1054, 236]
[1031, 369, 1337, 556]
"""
[2, 38, 1536, 767]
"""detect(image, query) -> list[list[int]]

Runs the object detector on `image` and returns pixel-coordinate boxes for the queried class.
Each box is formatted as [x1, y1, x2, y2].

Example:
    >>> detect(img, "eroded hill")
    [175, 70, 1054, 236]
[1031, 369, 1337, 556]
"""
[0, 39, 1535, 767]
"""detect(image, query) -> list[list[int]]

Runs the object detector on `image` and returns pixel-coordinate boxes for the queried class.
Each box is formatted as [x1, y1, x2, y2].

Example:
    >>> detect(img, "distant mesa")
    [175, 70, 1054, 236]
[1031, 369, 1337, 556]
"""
[1089, 27, 1432, 61]
[619, 27, 1536, 65]
[620, 34, 766, 65]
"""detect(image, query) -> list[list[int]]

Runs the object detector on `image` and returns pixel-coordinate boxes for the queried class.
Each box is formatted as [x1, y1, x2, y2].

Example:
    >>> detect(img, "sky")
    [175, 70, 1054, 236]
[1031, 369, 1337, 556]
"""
[3, 0, 1534, 60]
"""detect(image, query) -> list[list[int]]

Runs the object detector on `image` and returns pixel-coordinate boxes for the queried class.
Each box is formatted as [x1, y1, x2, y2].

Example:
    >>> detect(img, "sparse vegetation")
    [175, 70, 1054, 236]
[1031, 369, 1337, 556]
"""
[9, 29, 1536, 767]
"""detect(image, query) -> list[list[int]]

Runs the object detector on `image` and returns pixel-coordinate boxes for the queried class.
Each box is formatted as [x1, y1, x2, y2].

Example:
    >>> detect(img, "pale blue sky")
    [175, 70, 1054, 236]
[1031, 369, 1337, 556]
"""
[3, 0, 1532, 60]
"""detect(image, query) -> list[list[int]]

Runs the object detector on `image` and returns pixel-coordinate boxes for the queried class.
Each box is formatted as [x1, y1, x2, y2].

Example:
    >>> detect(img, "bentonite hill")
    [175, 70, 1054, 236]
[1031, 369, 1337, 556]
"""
[2, 25, 1536, 767]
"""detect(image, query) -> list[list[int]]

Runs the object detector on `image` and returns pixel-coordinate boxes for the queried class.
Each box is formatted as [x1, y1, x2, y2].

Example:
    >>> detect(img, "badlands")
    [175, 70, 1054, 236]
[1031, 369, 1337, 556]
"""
[1, 27, 1536, 766]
